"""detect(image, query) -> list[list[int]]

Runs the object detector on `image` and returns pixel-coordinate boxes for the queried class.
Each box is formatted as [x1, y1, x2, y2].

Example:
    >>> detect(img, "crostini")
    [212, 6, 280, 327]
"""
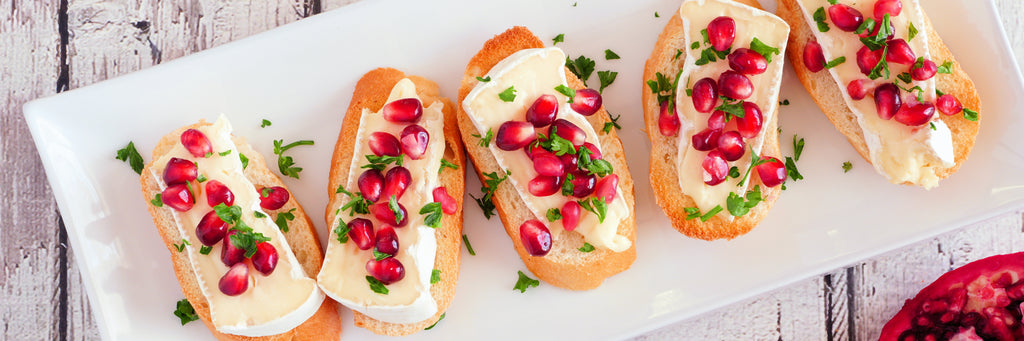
[457, 26, 637, 290]
[139, 116, 341, 340]
[317, 68, 465, 336]
[644, 0, 791, 240]
[778, 0, 981, 189]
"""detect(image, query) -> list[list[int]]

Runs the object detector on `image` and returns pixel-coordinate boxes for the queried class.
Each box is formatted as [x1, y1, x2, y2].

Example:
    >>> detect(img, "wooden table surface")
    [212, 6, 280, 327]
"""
[1, 0, 1021, 340]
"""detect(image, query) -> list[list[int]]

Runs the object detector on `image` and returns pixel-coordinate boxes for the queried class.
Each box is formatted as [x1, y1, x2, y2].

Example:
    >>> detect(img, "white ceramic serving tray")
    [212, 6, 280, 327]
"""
[23, 0, 1024, 339]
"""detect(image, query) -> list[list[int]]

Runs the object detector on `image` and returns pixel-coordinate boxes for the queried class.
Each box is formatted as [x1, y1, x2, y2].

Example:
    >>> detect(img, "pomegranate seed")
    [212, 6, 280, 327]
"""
[382, 166, 411, 201]
[549, 119, 586, 147]
[571, 89, 603, 116]
[728, 48, 769, 75]
[702, 150, 729, 186]
[180, 129, 212, 158]
[707, 16, 735, 52]
[375, 225, 399, 256]
[936, 94, 963, 115]
[561, 201, 581, 231]
[204, 180, 234, 207]
[519, 220, 552, 256]
[523, 141, 543, 159]
[691, 128, 721, 152]
[526, 94, 559, 127]
[873, 0, 902, 21]
[196, 210, 229, 246]
[735, 102, 764, 138]
[718, 71, 753, 100]
[828, 4, 864, 32]
[496, 121, 537, 151]
[218, 262, 249, 296]
[161, 184, 194, 212]
[432, 187, 457, 215]
[582, 142, 602, 160]
[885, 39, 916, 65]
[370, 201, 408, 227]
[708, 110, 726, 130]
[399, 125, 429, 160]
[895, 103, 936, 126]
[368, 132, 402, 156]
[847, 79, 873, 100]
[163, 157, 197, 185]
[366, 257, 405, 285]
[346, 218, 375, 250]
[528, 175, 563, 197]
[756, 157, 787, 187]
[691, 78, 719, 113]
[251, 242, 278, 276]
[569, 171, 597, 198]
[659, 102, 681, 137]
[594, 174, 618, 204]
[560, 153, 579, 172]
[911, 59, 938, 81]
[874, 84, 902, 120]
[221, 230, 245, 266]
[532, 151, 564, 177]
[258, 186, 289, 210]
[717, 131, 746, 161]
[804, 40, 827, 72]
[382, 98, 423, 123]
[857, 46, 883, 75]
[357, 169, 384, 203]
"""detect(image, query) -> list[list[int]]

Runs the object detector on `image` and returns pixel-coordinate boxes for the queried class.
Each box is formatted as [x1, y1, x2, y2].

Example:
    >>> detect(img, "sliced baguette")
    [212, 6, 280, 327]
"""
[642, 0, 784, 241]
[776, 0, 981, 182]
[324, 67, 465, 336]
[456, 26, 637, 290]
[140, 123, 341, 341]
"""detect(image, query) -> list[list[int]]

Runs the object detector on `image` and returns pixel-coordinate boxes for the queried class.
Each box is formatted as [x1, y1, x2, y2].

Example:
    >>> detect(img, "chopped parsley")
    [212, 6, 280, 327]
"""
[260, 119, 272, 128]
[472, 128, 494, 147]
[150, 193, 163, 207]
[578, 243, 595, 253]
[726, 186, 764, 217]
[366, 276, 389, 295]
[963, 108, 979, 122]
[471, 170, 508, 219]
[867, 46, 891, 80]
[254, 211, 266, 218]
[262, 187, 273, 198]
[937, 61, 953, 74]
[274, 208, 296, 232]
[930, 122, 937, 130]
[598, 70, 618, 93]
[555, 84, 576, 103]
[578, 197, 608, 223]
[362, 154, 404, 171]
[738, 148, 769, 187]
[238, 153, 249, 170]
[424, 313, 445, 330]
[420, 202, 443, 228]
[333, 218, 351, 244]
[546, 208, 562, 221]
[647, 70, 682, 107]
[897, 72, 913, 84]
[785, 157, 803, 182]
[684, 206, 722, 222]
[566, 55, 596, 86]
[861, 14, 893, 51]
[604, 49, 620, 60]
[462, 234, 476, 256]
[196, 174, 207, 183]
[552, 33, 564, 45]
[431, 269, 441, 284]
[513, 271, 540, 293]
[603, 113, 622, 134]
[654, 11, 660, 18]
[843, 161, 853, 173]
[780, 99, 790, 106]
[498, 86, 517, 102]
[476, 76, 491, 82]
[439, 159, 459, 174]
[173, 299, 199, 325]
[715, 98, 746, 121]
[336, 187, 371, 216]
[173, 239, 190, 252]
[373, 249, 389, 261]
[199, 246, 212, 255]
[793, 135, 805, 162]
[115, 141, 145, 175]
[749, 38, 780, 63]
[273, 139, 314, 179]
[387, 195, 404, 224]
[218, 150, 232, 156]
[824, 56, 846, 69]
[908, 22, 919, 41]
[813, 7, 830, 32]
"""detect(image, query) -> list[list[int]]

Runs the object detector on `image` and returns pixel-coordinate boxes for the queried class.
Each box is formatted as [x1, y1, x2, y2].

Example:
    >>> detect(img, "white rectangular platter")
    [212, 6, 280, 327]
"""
[23, 0, 1024, 339]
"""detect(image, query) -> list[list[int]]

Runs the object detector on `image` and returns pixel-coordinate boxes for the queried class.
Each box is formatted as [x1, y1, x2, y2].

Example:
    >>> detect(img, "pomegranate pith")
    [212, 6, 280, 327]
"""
[519, 220, 552, 256]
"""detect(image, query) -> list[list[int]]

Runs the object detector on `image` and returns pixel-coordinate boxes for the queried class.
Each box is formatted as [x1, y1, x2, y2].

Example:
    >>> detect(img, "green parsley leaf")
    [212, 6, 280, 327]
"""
[439, 159, 459, 174]
[362, 154, 404, 171]
[824, 56, 846, 69]
[420, 202, 443, 228]
[555, 84, 576, 102]
[238, 153, 249, 170]
[566, 55, 596, 86]
[562, 172, 576, 196]
[173, 239, 190, 252]
[793, 135, 805, 162]
[726, 186, 763, 217]
[603, 113, 622, 134]
[855, 17, 876, 35]
[229, 223, 271, 258]
[654, 11, 660, 17]
[388, 195, 404, 224]
[690, 42, 700, 50]
[780, 99, 790, 106]
[552, 33, 564, 45]
[498, 86, 517, 102]
[151, 193, 163, 207]
[827, 0, 837, 4]
[843, 161, 853, 173]
[897, 72, 913, 84]
[261, 187, 272, 198]
[333, 218, 351, 243]
[930, 122, 937, 130]
[684, 207, 701, 220]
[115, 141, 145, 175]
[963, 108, 979, 122]
[785, 156, 803, 181]
[213, 203, 243, 224]
[937, 61, 953, 74]
[373, 249, 390, 261]
[578, 243, 595, 253]
[715, 98, 746, 121]
[196, 174, 207, 183]
[173, 299, 199, 325]
[749, 38, 780, 63]
[260, 119, 272, 128]
[274, 208, 296, 232]
[729, 166, 741, 179]
[199, 246, 212, 255]
[428, 270, 441, 285]
[578, 197, 608, 223]
[476, 76, 491, 82]
[218, 150, 232, 156]
[582, 159, 614, 177]
[472, 128, 494, 148]
[868, 46, 890, 80]
[861, 14, 893, 51]
[254, 211, 267, 219]
[424, 312, 445, 330]
[701, 206, 723, 222]
[513, 271, 540, 293]
[273, 139, 314, 179]
[646, 71, 677, 106]
[546, 208, 562, 221]
[738, 147, 769, 187]
[813, 7, 830, 32]
[908, 22, 918, 41]
[366, 276, 389, 295]
[472, 170, 508, 219]
[604, 49, 620, 60]
[462, 234, 476, 255]
[598, 70, 618, 93]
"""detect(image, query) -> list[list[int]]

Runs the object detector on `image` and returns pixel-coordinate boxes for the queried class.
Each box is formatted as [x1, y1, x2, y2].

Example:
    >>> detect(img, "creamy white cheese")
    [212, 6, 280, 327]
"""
[151, 116, 324, 337]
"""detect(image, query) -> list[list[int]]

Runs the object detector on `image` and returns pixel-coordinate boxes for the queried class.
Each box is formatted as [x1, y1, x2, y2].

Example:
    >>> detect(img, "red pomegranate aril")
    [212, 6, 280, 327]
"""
[582, 142, 602, 160]
[382, 166, 412, 201]
[895, 103, 936, 126]
[370, 201, 408, 227]
[181, 129, 212, 158]
[368, 132, 401, 157]
[569, 171, 597, 198]
[358, 169, 384, 203]
[736, 102, 764, 138]
[221, 230, 245, 266]
[718, 71, 753, 100]
[717, 131, 746, 162]
[399, 125, 429, 160]
[571, 89, 603, 116]
[519, 220, 552, 256]
[549, 119, 586, 147]
[707, 16, 735, 52]
[366, 257, 405, 285]
[756, 157, 787, 187]
[874, 84, 903, 120]
[728, 48, 769, 75]
[532, 151, 564, 177]
[848, 79, 873, 100]
[561, 201, 582, 232]
[526, 94, 559, 127]
[911, 59, 938, 81]
[708, 110, 726, 130]
[936, 94, 963, 115]
[659, 101, 681, 137]
[196, 210, 229, 246]
[528, 175, 562, 197]
[857, 46, 884, 75]
[346, 218, 375, 250]
[163, 157, 198, 185]
[873, 0, 902, 21]
[828, 4, 864, 32]
[886, 39, 916, 65]
[691, 128, 721, 152]
[560, 153, 579, 172]
[382, 98, 423, 123]
[432, 187, 457, 215]
[804, 40, 827, 72]
[594, 174, 619, 204]
[259, 186, 289, 210]
[205, 180, 234, 208]
[251, 242, 278, 276]
[496, 121, 537, 151]
[702, 150, 729, 186]
[523, 141, 543, 159]
[691, 78, 719, 113]
[375, 225, 399, 256]
[219, 262, 249, 296]
[162, 184, 194, 212]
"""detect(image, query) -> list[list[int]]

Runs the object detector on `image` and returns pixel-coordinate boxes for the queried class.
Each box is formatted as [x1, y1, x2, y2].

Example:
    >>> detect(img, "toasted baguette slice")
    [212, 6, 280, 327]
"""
[456, 26, 637, 290]
[324, 68, 465, 336]
[643, 0, 785, 241]
[777, 0, 981, 184]
[140, 122, 341, 341]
